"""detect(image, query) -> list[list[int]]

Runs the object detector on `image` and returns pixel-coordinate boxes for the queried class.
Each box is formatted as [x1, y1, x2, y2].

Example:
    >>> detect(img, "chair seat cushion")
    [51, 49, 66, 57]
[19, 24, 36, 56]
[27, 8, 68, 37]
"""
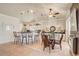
[55, 40, 60, 44]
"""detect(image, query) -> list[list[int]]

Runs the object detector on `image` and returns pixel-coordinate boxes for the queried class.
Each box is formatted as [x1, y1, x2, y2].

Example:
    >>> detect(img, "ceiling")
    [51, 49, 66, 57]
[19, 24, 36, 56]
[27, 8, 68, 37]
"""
[0, 3, 72, 22]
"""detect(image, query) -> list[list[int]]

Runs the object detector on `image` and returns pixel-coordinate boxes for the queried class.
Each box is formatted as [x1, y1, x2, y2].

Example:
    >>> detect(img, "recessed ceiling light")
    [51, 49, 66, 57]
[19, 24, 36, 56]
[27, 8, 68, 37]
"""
[30, 10, 33, 13]
[20, 11, 25, 15]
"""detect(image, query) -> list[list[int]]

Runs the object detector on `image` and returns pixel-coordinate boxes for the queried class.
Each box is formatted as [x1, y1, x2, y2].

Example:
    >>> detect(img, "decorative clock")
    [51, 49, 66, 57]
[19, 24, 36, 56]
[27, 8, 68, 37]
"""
[50, 26, 56, 32]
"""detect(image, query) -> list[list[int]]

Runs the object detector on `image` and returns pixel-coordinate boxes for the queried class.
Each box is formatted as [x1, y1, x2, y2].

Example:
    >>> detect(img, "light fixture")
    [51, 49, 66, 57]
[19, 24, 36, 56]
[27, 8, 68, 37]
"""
[49, 8, 53, 17]
[20, 9, 34, 15]
[30, 10, 34, 13]
[20, 11, 25, 15]
[49, 8, 53, 15]
[48, 8, 60, 18]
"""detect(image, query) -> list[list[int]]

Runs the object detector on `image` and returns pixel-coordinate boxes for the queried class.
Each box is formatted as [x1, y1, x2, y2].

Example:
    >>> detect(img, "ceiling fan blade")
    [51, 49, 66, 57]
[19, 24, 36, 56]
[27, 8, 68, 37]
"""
[54, 12, 60, 15]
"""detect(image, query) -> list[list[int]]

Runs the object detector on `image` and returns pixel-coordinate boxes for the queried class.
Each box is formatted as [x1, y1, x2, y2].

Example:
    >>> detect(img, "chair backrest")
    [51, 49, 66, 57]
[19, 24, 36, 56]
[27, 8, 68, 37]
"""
[60, 34, 63, 43]
[41, 34, 49, 46]
[21, 32, 27, 38]
[28, 32, 33, 37]
[13, 31, 17, 37]
[13, 32, 21, 38]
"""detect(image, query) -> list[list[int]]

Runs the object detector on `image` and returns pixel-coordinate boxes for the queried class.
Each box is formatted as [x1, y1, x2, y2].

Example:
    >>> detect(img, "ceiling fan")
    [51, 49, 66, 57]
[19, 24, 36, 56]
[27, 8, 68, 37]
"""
[49, 8, 60, 17]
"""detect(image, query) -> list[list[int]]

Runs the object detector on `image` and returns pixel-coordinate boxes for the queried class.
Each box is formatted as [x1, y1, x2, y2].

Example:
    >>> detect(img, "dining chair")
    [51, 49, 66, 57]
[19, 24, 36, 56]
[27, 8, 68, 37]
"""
[27, 32, 34, 44]
[21, 32, 27, 44]
[54, 34, 63, 50]
[41, 34, 54, 53]
[13, 32, 21, 44]
[34, 30, 40, 42]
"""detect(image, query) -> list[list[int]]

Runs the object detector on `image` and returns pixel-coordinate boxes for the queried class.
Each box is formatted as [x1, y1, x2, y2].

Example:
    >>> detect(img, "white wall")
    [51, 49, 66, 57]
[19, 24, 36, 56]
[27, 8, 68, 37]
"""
[70, 8, 77, 31]
[66, 16, 71, 41]
[0, 13, 21, 44]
